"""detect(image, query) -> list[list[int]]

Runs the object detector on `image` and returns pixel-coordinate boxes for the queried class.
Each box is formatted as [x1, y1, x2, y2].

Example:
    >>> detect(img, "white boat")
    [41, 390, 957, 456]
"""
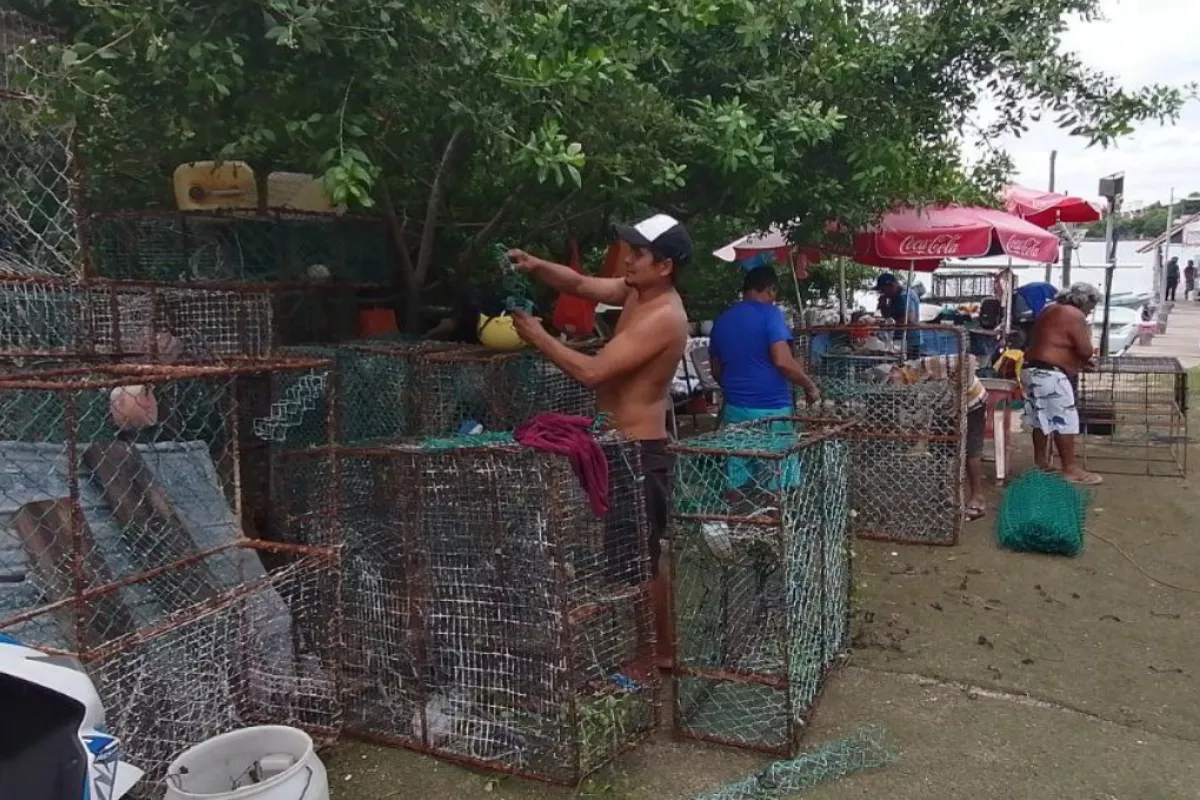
[1107, 291, 1154, 309]
[1090, 305, 1140, 355]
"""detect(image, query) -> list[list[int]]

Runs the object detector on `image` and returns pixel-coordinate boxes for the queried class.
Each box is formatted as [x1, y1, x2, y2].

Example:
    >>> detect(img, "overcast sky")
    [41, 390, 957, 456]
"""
[972, 0, 1199, 209]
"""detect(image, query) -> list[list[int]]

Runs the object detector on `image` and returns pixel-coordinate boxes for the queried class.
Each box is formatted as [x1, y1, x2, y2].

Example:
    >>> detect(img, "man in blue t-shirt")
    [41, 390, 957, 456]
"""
[709, 266, 821, 418]
[709, 267, 820, 492]
[875, 272, 924, 358]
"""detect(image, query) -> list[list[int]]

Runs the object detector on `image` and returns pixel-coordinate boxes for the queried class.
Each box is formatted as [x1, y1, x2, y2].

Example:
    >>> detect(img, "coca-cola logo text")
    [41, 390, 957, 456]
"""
[897, 234, 961, 257]
[1005, 236, 1046, 258]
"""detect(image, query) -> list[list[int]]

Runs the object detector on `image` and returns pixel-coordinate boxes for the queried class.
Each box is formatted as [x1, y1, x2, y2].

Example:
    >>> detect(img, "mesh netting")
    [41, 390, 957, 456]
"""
[259, 341, 460, 447]
[996, 469, 1087, 556]
[0, 358, 340, 796]
[290, 434, 657, 784]
[794, 325, 968, 546]
[669, 419, 852, 755]
[687, 725, 897, 800]
[1, 15, 79, 278]
[413, 344, 599, 437]
[0, 277, 275, 358]
[89, 210, 392, 284]
[1076, 356, 1188, 478]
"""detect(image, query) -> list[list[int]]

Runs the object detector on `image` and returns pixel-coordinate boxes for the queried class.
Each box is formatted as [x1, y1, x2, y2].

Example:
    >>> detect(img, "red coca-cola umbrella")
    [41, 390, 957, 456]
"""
[852, 205, 1061, 270]
[1002, 184, 1102, 228]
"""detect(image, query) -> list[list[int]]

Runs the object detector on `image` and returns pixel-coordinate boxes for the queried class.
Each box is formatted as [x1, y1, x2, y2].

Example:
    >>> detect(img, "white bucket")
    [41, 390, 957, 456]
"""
[163, 726, 329, 800]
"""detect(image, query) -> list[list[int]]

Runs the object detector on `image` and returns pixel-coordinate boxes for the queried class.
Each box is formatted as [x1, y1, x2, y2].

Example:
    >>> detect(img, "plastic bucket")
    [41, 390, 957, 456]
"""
[163, 726, 329, 800]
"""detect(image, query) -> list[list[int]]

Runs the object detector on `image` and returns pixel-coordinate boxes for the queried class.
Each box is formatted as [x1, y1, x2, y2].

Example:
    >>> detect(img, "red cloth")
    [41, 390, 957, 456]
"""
[514, 413, 609, 516]
[551, 239, 596, 336]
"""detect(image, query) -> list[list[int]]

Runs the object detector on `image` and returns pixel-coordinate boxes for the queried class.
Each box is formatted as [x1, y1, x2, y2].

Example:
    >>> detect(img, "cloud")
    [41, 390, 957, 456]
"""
[968, 0, 1199, 207]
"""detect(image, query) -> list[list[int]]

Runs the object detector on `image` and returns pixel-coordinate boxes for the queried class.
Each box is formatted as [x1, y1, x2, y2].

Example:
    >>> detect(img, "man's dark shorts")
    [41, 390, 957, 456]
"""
[605, 439, 673, 582]
[966, 403, 986, 460]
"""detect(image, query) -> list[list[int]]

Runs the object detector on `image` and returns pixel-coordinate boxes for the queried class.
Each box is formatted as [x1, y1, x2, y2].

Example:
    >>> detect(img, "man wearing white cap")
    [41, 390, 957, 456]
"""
[508, 213, 691, 666]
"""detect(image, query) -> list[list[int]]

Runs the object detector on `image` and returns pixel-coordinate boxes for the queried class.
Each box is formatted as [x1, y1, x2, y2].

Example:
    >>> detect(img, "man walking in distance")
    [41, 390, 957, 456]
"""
[1165, 256, 1180, 302]
[508, 214, 691, 668]
[1022, 282, 1104, 486]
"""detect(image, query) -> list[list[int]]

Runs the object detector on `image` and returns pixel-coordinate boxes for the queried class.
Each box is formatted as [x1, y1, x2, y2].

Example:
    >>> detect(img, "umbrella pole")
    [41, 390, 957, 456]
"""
[789, 249, 805, 313]
[903, 261, 915, 358]
[838, 260, 847, 324]
[1004, 259, 1013, 343]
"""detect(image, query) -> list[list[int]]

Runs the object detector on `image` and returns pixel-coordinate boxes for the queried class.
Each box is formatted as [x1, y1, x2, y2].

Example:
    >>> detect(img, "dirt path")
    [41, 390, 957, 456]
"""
[328, 438, 1200, 800]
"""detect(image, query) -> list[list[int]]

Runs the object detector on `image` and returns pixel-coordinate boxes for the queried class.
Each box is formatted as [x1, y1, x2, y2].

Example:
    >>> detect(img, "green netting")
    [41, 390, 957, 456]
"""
[688, 726, 897, 800]
[670, 420, 851, 753]
[487, 243, 536, 313]
[996, 469, 1088, 555]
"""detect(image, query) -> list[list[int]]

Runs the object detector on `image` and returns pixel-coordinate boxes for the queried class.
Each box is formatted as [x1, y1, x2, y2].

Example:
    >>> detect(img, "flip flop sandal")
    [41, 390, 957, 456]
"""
[965, 506, 986, 522]
[1064, 472, 1104, 486]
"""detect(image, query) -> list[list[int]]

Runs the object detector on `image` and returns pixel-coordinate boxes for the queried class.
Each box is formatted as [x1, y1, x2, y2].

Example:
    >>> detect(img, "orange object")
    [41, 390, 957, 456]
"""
[552, 239, 597, 336]
[602, 239, 630, 278]
[358, 307, 399, 337]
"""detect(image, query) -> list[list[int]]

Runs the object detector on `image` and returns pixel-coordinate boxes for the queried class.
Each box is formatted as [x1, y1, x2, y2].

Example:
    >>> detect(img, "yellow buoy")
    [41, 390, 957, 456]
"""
[477, 313, 529, 352]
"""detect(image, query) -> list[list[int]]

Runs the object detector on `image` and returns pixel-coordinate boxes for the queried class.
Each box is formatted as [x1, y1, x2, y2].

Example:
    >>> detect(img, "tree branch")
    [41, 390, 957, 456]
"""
[415, 127, 466, 284]
[380, 185, 416, 283]
[455, 192, 520, 274]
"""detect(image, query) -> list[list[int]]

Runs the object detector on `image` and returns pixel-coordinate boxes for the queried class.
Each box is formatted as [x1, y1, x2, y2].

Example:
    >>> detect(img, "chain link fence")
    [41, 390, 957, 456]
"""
[794, 325, 968, 546]
[669, 418, 853, 755]
[0, 275, 276, 358]
[0, 357, 341, 795]
[293, 435, 658, 784]
[1, 11, 80, 279]
[89, 210, 393, 285]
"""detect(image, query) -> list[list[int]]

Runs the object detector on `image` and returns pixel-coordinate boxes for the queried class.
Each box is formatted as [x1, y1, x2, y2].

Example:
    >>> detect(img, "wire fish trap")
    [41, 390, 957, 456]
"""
[669, 418, 853, 755]
[331, 433, 658, 784]
[252, 371, 329, 443]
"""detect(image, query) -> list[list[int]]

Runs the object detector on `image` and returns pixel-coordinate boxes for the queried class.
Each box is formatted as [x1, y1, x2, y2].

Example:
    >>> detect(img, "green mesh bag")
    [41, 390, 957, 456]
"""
[996, 469, 1088, 556]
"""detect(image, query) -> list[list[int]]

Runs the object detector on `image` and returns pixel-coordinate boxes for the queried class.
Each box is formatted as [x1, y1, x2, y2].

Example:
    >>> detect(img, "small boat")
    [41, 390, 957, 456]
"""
[1106, 291, 1153, 309]
[1090, 306, 1140, 356]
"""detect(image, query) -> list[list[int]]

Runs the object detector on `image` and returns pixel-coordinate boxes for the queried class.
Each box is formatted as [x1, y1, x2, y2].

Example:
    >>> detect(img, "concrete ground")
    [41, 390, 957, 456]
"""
[328, 433, 1200, 799]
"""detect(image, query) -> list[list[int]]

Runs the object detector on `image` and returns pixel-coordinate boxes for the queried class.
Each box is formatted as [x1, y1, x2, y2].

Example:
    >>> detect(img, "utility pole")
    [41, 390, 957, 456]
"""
[1045, 151, 1057, 283]
[1098, 172, 1124, 356]
[1162, 187, 1175, 303]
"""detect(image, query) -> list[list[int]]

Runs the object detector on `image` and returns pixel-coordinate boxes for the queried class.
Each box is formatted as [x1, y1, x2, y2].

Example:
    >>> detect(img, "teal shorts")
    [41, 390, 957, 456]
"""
[721, 404, 802, 493]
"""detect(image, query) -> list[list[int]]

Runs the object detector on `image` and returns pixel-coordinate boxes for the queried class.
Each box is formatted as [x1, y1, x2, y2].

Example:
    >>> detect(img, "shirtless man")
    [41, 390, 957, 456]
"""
[1021, 282, 1103, 485]
[508, 213, 691, 665]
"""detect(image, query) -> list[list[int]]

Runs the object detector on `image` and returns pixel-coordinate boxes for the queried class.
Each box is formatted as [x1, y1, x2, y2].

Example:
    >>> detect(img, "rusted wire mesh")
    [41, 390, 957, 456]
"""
[297, 434, 657, 784]
[0, 358, 341, 796]
[256, 341, 460, 448]
[1076, 356, 1188, 478]
[794, 325, 967, 546]
[413, 343, 599, 436]
[669, 418, 852, 755]
[89, 210, 392, 285]
[0, 276, 275, 358]
[1, 13, 79, 279]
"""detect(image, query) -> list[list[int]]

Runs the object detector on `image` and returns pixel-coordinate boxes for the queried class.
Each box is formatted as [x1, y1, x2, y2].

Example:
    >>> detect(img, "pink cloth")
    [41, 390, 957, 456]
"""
[514, 413, 609, 516]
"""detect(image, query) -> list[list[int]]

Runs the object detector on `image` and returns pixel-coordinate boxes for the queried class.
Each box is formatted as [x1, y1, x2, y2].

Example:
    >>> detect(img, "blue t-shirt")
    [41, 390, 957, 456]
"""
[885, 288, 920, 324]
[709, 299, 793, 410]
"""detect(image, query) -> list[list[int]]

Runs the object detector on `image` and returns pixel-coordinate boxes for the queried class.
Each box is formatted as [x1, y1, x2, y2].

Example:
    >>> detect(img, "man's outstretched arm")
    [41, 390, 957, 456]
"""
[508, 249, 631, 307]
[513, 308, 671, 389]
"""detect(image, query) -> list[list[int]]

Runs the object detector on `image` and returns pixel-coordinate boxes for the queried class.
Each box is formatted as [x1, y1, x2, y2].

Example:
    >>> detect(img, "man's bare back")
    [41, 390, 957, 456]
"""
[597, 289, 688, 440]
[1025, 302, 1092, 375]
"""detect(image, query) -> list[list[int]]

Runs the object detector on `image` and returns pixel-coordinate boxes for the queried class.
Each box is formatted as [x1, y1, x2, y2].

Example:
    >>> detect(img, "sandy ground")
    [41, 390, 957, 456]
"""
[327, 433, 1200, 800]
